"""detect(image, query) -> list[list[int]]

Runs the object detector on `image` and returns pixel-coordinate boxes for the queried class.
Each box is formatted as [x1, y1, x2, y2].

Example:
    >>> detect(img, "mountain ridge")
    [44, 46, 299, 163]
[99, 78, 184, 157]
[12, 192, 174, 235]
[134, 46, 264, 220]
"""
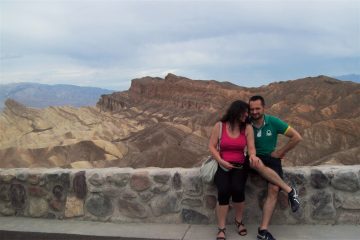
[1, 74, 359, 168]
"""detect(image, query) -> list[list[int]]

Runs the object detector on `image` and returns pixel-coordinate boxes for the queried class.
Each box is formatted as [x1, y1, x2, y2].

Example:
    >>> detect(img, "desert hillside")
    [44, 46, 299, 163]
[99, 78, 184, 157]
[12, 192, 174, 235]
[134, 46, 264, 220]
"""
[0, 74, 359, 168]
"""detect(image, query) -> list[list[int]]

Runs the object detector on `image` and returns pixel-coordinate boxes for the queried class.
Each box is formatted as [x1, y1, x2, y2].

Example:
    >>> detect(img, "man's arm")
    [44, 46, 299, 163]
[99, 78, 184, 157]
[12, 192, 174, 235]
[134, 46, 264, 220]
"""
[271, 127, 302, 159]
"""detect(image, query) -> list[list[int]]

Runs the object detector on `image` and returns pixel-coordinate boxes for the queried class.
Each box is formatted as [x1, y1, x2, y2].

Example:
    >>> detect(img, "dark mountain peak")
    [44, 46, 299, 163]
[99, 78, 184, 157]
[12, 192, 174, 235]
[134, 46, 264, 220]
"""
[311, 75, 344, 84]
[5, 98, 27, 110]
[164, 73, 181, 81]
[4, 98, 39, 118]
[268, 75, 352, 89]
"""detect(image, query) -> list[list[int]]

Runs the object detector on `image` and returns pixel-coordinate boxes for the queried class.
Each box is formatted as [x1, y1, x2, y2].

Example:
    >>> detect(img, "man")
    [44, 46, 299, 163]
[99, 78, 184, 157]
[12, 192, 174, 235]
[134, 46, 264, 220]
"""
[249, 95, 302, 240]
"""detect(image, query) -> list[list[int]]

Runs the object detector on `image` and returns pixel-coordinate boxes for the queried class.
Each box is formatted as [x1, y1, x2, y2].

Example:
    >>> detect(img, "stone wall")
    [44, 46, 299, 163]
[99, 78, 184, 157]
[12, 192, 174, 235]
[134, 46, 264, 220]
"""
[0, 166, 359, 224]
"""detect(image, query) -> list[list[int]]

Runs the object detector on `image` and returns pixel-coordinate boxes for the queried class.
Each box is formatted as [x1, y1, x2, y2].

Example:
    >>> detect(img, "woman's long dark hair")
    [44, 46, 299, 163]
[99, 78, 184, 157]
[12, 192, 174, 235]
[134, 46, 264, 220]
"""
[220, 100, 248, 132]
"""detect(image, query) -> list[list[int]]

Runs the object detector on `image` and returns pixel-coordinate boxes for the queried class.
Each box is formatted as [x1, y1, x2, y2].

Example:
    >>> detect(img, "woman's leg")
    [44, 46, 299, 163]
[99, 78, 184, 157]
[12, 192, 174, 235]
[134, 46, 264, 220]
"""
[231, 167, 248, 234]
[214, 167, 231, 239]
[216, 204, 229, 233]
[233, 202, 244, 222]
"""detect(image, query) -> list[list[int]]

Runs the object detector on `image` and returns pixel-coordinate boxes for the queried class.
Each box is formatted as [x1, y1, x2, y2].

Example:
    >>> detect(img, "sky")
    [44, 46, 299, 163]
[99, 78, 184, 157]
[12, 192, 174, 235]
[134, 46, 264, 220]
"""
[0, 0, 359, 90]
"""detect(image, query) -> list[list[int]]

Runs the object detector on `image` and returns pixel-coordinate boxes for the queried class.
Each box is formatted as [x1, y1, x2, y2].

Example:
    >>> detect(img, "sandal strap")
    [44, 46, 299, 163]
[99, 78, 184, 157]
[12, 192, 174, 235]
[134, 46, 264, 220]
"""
[235, 219, 244, 227]
[217, 227, 226, 234]
[217, 227, 226, 240]
[235, 219, 247, 236]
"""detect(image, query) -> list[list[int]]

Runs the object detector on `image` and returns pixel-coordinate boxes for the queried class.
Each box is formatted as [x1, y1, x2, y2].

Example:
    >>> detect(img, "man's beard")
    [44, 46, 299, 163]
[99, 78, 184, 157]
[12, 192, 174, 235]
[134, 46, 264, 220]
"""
[251, 113, 263, 121]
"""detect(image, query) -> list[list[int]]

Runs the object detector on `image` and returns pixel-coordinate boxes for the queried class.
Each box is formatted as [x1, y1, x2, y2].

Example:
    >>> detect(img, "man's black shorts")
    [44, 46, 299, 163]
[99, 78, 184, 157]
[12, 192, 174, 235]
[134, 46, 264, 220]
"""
[257, 155, 284, 179]
[246, 155, 284, 178]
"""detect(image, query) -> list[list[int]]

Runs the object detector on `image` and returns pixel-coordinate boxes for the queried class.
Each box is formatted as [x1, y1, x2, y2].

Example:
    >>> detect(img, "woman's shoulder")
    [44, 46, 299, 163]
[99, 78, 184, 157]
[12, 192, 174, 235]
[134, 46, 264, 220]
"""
[245, 123, 253, 132]
[215, 121, 224, 127]
[212, 121, 223, 132]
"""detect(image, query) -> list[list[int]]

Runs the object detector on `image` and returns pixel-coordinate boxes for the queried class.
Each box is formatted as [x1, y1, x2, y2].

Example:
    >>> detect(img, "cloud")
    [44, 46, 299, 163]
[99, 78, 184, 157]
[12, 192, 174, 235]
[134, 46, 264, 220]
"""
[0, 0, 359, 89]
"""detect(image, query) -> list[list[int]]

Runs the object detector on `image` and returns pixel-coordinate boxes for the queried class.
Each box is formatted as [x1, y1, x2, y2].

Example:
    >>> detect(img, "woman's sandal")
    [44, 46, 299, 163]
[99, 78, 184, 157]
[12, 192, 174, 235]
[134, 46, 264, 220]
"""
[216, 227, 226, 240]
[235, 219, 247, 236]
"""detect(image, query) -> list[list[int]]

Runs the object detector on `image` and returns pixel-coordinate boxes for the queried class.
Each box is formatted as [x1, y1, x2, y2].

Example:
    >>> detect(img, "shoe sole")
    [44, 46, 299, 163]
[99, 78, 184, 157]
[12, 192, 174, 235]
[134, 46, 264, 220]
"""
[289, 198, 300, 212]
[257, 234, 276, 240]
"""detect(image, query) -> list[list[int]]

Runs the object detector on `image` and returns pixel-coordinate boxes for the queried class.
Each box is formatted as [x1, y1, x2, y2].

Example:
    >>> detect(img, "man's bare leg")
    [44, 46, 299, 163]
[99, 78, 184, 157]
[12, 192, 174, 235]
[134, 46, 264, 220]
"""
[252, 161, 291, 193]
[260, 183, 279, 230]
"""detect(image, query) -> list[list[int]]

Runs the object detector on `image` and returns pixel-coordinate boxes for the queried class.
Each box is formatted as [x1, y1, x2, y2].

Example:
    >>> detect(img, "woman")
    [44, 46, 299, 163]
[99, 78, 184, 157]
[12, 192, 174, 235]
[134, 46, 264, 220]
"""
[209, 100, 261, 240]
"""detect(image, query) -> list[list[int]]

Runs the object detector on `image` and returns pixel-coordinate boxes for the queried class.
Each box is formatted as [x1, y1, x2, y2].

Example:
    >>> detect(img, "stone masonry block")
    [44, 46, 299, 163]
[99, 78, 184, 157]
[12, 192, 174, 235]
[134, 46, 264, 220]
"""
[130, 171, 151, 192]
[311, 169, 330, 189]
[331, 170, 359, 192]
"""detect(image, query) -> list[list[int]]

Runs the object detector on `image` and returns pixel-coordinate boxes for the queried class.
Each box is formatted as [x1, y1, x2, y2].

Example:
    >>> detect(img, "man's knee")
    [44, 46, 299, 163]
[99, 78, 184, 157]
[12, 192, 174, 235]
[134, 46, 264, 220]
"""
[267, 184, 280, 199]
[252, 160, 265, 172]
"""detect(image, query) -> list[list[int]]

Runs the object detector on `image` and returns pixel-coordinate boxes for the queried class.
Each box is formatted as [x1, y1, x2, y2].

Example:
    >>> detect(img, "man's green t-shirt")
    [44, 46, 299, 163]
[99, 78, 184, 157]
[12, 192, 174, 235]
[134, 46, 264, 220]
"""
[252, 114, 289, 156]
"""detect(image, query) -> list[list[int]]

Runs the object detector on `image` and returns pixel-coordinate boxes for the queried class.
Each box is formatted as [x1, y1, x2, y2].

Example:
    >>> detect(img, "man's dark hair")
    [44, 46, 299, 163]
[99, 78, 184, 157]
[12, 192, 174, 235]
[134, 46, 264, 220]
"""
[220, 100, 248, 131]
[249, 95, 265, 106]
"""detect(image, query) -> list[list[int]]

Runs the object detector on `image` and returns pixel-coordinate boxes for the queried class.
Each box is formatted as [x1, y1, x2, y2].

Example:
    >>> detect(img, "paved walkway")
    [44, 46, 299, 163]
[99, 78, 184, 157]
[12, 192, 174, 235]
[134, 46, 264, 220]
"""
[0, 217, 359, 240]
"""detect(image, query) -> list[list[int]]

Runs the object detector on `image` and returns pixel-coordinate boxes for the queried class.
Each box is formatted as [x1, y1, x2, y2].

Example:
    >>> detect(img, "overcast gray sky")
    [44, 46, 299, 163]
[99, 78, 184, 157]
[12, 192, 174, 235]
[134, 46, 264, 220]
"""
[0, 0, 359, 90]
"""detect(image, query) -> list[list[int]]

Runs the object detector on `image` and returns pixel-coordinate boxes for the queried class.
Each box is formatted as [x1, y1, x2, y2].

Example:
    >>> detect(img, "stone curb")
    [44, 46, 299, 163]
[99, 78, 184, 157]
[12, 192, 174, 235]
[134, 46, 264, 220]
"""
[1, 217, 360, 240]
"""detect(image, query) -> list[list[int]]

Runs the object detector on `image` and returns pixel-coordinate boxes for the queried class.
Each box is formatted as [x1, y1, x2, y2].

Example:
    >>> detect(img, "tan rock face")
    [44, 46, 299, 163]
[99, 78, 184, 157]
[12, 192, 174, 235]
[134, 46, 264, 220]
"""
[0, 102, 137, 168]
[0, 74, 359, 167]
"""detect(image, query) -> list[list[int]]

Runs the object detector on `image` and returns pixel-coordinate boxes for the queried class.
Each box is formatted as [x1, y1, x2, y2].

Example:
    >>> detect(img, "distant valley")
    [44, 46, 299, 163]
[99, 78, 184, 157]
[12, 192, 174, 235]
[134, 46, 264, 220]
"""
[0, 82, 114, 110]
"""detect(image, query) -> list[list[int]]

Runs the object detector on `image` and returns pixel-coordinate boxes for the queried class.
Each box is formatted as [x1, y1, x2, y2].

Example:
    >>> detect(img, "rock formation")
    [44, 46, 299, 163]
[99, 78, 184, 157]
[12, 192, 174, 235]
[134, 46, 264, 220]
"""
[0, 74, 359, 168]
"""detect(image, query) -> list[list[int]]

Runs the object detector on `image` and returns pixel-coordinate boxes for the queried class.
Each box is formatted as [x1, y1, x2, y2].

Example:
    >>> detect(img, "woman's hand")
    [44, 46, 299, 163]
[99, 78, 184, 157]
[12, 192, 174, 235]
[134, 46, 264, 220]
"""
[249, 155, 262, 168]
[219, 159, 234, 170]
